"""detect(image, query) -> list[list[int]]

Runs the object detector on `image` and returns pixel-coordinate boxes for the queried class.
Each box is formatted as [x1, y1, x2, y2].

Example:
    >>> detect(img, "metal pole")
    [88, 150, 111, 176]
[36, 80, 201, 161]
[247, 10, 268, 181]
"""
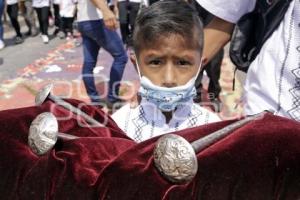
[35, 84, 103, 127]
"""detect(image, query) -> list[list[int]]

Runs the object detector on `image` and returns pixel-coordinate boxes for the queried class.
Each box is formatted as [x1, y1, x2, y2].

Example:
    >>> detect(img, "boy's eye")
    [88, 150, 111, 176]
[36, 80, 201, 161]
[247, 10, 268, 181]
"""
[177, 60, 192, 66]
[149, 60, 162, 65]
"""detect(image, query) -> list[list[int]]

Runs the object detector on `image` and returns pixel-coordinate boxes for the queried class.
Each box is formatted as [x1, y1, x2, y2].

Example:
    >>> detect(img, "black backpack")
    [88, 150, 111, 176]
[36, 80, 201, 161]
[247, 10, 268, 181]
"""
[229, 0, 293, 72]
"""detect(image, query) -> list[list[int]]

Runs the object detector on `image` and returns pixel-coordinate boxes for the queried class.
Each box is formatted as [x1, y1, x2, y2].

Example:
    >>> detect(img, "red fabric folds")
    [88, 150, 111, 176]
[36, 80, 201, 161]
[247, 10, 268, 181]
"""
[1, 99, 300, 199]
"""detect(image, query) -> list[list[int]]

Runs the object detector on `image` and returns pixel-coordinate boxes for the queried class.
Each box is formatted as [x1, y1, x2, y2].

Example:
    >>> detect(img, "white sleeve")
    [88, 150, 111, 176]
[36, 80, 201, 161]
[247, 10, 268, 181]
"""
[195, 0, 256, 23]
[6, 0, 18, 5]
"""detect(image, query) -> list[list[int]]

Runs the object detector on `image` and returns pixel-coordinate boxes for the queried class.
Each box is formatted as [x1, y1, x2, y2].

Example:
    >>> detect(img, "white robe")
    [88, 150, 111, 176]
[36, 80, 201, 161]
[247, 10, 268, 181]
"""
[196, 0, 300, 121]
[112, 99, 220, 142]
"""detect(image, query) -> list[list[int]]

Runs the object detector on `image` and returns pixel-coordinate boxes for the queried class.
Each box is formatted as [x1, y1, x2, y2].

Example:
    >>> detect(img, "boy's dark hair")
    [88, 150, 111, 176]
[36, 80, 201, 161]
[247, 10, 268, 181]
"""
[133, 0, 204, 56]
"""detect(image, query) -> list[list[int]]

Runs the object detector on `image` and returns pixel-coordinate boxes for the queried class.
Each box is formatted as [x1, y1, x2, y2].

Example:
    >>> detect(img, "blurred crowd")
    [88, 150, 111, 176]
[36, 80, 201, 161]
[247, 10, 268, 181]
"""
[0, 0, 79, 47]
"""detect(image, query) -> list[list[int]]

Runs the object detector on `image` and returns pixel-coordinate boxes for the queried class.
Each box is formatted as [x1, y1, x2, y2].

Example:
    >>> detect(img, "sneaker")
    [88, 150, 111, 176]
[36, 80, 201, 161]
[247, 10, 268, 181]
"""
[66, 32, 74, 40]
[0, 40, 5, 50]
[15, 36, 24, 44]
[41, 35, 49, 44]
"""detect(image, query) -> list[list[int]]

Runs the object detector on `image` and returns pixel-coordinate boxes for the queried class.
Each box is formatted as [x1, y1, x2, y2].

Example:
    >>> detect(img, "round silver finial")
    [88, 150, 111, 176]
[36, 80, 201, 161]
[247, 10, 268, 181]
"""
[35, 84, 53, 106]
[28, 112, 58, 155]
[153, 134, 198, 183]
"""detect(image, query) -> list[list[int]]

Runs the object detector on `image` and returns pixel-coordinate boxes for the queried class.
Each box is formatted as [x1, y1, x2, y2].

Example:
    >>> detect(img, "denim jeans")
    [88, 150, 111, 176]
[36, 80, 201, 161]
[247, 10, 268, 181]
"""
[78, 19, 128, 103]
[0, 0, 5, 40]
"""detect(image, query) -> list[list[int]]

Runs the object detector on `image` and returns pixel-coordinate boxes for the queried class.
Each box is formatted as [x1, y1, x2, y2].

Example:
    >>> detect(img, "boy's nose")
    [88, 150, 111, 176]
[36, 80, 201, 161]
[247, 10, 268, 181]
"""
[162, 64, 177, 88]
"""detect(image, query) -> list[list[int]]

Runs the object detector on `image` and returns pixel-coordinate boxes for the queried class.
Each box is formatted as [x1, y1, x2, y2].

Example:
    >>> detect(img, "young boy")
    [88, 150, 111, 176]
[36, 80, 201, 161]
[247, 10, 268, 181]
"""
[58, 0, 77, 39]
[112, 0, 220, 142]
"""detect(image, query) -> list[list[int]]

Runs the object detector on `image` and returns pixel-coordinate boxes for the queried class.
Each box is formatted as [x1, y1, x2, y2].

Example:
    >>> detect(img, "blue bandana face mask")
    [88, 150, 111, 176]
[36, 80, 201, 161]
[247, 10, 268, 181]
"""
[136, 60, 202, 112]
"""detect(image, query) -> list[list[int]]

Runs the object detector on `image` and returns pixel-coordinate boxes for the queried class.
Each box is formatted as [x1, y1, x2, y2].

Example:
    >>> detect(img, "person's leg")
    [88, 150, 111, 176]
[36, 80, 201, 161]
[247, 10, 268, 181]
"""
[206, 49, 224, 100]
[7, 3, 22, 37]
[53, 3, 62, 35]
[24, 1, 38, 36]
[0, 0, 4, 41]
[61, 17, 67, 36]
[128, 2, 140, 46]
[78, 21, 101, 103]
[118, 1, 129, 45]
[194, 69, 204, 103]
[40, 6, 49, 35]
[66, 17, 74, 36]
[35, 7, 43, 33]
[20, 1, 29, 32]
[99, 23, 128, 102]
[205, 49, 224, 112]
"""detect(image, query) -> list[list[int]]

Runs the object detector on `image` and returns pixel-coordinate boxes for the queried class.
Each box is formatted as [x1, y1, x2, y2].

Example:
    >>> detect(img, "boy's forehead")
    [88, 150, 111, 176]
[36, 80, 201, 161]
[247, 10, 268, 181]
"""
[140, 34, 201, 53]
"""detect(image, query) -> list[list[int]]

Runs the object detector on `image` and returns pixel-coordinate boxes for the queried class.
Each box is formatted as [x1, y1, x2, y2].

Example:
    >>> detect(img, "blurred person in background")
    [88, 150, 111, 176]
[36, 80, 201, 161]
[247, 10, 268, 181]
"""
[6, 0, 24, 44]
[57, 0, 77, 39]
[77, 0, 128, 107]
[0, 0, 5, 49]
[117, 0, 141, 48]
[192, 1, 224, 112]
[20, 0, 38, 37]
[33, 0, 50, 43]
[52, 0, 63, 38]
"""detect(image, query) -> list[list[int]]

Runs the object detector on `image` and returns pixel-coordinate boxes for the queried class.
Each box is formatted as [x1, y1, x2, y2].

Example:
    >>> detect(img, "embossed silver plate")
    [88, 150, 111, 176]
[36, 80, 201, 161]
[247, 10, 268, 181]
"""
[153, 134, 198, 183]
[28, 112, 58, 155]
[35, 84, 53, 106]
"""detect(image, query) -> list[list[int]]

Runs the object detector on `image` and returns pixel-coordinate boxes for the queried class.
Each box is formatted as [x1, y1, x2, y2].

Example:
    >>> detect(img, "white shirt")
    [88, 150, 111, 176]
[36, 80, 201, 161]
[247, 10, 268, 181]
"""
[6, 0, 18, 5]
[77, 0, 103, 22]
[112, 99, 220, 142]
[195, 0, 256, 23]
[32, 0, 50, 7]
[197, 0, 300, 121]
[118, 0, 142, 3]
[52, 0, 60, 5]
[58, 0, 77, 18]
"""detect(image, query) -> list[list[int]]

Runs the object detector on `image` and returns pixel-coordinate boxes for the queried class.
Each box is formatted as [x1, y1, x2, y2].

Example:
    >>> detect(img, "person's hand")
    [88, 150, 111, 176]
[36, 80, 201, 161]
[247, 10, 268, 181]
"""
[102, 9, 119, 30]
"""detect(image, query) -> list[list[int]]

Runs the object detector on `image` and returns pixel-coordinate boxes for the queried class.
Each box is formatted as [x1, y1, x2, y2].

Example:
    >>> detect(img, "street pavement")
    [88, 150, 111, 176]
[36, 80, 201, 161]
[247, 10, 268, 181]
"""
[0, 21, 245, 120]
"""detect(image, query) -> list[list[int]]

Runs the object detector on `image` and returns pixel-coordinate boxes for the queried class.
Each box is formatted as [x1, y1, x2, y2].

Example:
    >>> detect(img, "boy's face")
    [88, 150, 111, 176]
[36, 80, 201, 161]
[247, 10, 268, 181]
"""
[134, 34, 202, 87]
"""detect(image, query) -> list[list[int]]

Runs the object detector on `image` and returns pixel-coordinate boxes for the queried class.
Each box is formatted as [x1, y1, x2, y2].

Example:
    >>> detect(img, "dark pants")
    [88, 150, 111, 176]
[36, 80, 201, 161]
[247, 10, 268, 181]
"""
[53, 4, 61, 30]
[7, 3, 22, 37]
[195, 49, 224, 100]
[0, 0, 4, 40]
[78, 20, 128, 103]
[61, 17, 74, 35]
[193, 1, 224, 102]
[35, 7, 49, 35]
[118, 1, 140, 46]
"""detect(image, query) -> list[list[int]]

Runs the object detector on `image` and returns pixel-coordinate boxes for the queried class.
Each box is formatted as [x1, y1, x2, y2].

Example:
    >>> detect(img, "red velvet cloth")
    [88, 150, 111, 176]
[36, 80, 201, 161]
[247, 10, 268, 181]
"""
[1, 99, 300, 199]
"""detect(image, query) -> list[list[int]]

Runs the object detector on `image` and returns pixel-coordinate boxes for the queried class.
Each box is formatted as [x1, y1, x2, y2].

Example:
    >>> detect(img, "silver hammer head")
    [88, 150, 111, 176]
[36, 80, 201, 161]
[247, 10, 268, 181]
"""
[153, 134, 198, 183]
[35, 84, 53, 106]
[28, 112, 58, 155]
